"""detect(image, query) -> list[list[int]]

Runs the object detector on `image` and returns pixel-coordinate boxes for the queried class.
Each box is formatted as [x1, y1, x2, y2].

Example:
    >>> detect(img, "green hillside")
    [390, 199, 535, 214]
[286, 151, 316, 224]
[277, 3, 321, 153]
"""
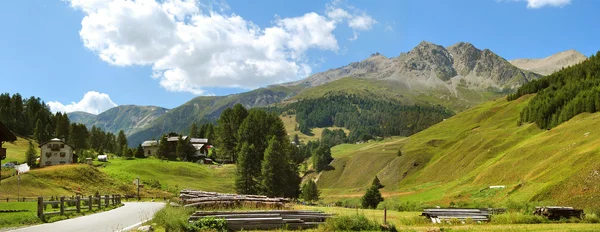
[0, 158, 236, 198]
[2, 136, 36, 163]
[313, 94, 600, 209]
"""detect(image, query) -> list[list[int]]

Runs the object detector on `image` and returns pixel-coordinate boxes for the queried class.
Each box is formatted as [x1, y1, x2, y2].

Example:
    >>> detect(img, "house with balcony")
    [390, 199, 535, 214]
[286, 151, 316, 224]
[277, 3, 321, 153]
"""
[39, 138, 75, 167]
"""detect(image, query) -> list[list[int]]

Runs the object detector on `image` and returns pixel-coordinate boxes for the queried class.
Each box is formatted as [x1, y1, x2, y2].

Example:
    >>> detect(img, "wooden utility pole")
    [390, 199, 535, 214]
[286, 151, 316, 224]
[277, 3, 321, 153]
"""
[137, 176, 140, 201]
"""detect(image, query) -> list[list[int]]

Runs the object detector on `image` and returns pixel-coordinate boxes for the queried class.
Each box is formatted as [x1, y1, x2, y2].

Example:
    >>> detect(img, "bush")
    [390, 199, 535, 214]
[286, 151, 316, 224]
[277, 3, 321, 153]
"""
[322, 214, 389, 231]
[143, 179, 162, 189]
[584, 213, 600, 223]
[188, 216, 227, 232]
[152, 206, 196, 231]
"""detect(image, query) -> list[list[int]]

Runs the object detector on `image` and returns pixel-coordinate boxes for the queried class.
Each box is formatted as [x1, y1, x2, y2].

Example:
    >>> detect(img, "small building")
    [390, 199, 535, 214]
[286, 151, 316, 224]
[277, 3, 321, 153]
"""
[98, 155, 108, 162]
[39, 138, 75, 167]
[141, 140, 159, 157]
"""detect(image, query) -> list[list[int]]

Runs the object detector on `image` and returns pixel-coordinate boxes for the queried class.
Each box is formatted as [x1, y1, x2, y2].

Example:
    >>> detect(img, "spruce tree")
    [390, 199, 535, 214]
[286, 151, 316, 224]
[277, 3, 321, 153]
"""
[33, 119, 43, 144]
[361, 178, 384, 209]
[261, 136, 287, 197]
[190, 123, 198, 138]
[25, 140, 37, 167]
[313, 145, 332, 172]
[135, 144, 145, 158]
[300, 180, 320, 202]
[372, 176, 384, 189]
[235, 142, 261, 194]
[116, 130, 128, 155]
[157, 136, 169, 159]
[176, 135, 187, 161]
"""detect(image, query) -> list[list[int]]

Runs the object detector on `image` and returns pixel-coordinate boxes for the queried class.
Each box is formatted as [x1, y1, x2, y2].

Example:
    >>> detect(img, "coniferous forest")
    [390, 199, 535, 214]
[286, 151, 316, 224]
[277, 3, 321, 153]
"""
[269, 94, 454, 142]
[508, 52, 600, 129]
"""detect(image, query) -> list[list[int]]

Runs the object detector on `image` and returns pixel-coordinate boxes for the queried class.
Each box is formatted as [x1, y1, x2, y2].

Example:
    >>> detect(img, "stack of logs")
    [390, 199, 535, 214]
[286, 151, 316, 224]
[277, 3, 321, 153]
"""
[188, 210, 332, 230]
[180, 190, 290, 208]
[421, 208, 496, 223]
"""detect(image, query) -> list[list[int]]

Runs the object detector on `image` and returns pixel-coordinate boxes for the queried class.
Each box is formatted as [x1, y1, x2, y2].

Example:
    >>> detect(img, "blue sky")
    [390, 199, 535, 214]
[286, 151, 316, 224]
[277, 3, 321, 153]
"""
[0, 0, 597, 114]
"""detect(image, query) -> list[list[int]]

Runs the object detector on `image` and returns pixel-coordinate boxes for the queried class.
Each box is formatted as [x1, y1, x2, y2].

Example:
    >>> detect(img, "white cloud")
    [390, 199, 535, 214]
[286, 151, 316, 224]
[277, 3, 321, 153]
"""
[47, 91, 118, 114]
[67, 0, 376, 95]
[501, 0, 572, 8]
[325, 1, 377, 41]
[526, 0, 571, 8]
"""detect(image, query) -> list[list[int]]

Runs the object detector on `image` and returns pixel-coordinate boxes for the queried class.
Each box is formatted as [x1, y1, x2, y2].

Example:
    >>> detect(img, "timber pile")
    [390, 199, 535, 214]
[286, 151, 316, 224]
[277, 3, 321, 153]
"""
[421, 208, 496, 223]
[180, 190, 290, 208]
[533, 206, 584, 220]
[188, 210, 332, 230]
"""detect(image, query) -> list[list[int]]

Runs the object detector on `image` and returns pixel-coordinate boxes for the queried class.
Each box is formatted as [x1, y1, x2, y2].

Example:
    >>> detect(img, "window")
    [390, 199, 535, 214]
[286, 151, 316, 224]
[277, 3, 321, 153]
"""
[45, 161, 52, 166]
[60, 152, 66, 157]
[59, 161, 66, 164]
[45, 152, 51, 157]
[60, 144, 65, 148]
[148, 150, 151, 155]
[47, 144, 52, 148]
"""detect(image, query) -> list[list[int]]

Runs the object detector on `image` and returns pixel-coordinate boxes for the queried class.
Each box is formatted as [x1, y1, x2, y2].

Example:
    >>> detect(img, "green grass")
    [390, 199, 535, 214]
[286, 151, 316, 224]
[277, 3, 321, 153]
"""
[311, 94, 600, 211]
[0, 202, 41, 229]
[2, 136, 37, 164]
[98, 157, 236, 195]
[280, 115, 350, 142]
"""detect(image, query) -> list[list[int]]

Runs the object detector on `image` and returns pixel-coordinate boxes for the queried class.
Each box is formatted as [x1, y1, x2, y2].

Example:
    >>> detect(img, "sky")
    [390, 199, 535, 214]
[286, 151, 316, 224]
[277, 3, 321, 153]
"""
[0, 0, 598, 114]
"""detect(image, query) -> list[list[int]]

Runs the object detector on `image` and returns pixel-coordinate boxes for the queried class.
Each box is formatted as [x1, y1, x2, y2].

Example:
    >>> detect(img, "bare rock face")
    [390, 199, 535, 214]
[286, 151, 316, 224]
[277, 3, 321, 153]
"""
[510, 50, 587, 75]
[402, 41, 456, 81]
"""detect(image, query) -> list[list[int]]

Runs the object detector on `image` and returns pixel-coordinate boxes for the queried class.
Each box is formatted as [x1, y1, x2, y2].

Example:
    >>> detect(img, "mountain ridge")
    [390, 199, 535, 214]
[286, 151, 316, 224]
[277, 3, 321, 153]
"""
[510, 49, 587, 75]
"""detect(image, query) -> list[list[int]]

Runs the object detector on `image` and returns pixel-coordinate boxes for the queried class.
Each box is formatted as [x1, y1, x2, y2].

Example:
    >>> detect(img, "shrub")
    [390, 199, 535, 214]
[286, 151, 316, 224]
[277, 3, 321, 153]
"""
[188, 216, 227, 232]
[322, 214, 387, 231]
[584, 213, 600, 223]
[152, 206, 196, 231]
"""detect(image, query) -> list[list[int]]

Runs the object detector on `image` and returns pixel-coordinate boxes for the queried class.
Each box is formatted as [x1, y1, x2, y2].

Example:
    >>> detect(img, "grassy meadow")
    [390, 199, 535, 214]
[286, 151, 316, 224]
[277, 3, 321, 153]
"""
[310, 94, 600, 211]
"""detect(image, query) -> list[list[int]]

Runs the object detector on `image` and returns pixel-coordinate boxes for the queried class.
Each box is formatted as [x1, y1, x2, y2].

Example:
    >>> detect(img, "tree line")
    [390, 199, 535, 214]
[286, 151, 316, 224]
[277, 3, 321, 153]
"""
[267, 94, 454, 142]
[0, 92, 132, 160]
[508, 51, 600, 129]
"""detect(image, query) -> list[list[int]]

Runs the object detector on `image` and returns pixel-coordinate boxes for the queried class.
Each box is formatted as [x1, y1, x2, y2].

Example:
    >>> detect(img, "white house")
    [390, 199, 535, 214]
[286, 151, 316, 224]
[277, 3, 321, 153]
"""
[39, 138, 75, 167]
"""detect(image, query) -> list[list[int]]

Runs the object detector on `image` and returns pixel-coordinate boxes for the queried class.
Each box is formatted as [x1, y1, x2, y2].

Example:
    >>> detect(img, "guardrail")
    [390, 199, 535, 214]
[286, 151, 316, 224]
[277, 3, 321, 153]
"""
[37, 195, 122, 221]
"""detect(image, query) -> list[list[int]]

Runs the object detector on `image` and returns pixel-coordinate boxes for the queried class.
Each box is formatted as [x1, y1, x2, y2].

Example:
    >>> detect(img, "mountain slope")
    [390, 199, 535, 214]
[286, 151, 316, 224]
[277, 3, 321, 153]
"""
[313, 55, 600, 209]
[510, 50, 587, 75]
[68, 105, 168, 136]
[127, 85, 303, 146]
[126, 41, 542, 144]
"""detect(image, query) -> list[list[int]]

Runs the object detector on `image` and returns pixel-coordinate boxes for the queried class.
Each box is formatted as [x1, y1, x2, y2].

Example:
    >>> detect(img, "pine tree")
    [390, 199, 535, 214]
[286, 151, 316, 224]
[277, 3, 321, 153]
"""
[33, 119, 43, 144]
[135, 144, 145, 158]
[372, 176, 384, 189]
[176, 135, 187, 161]
[43, 124, 53, 142]
[190, 123, 198, 138]
[157, 136, 169, 159]
[300, 180, 320, 202]
[116, 130, 127, 155]
[361, 179, 384, 209]
[261, 136, 287, 197]
[25, 140, 37, 167]
[235, 142, 261, 194]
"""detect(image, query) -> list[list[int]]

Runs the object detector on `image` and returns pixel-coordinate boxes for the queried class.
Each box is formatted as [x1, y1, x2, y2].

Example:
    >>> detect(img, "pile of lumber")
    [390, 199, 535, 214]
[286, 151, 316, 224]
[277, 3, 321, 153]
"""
[533, 206, 584, 220]
[188, 210, 332, 230]
[180, 190, 290, 208]
[421, 208, 494, 223]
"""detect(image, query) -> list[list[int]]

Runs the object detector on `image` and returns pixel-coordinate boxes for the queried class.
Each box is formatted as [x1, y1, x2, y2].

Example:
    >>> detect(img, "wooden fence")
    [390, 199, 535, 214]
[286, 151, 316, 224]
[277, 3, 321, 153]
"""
[37, 195, 122, 221]
[421, 208, 505, 223]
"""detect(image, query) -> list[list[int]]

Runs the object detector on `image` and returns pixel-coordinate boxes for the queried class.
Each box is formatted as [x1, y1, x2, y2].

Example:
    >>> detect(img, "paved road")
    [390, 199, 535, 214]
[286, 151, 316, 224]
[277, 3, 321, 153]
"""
[11, 202, 165, 232]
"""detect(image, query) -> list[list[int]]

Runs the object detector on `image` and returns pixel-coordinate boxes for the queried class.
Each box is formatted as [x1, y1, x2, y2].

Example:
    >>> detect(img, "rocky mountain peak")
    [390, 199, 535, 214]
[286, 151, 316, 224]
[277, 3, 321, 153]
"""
[403, 41, 456, 80]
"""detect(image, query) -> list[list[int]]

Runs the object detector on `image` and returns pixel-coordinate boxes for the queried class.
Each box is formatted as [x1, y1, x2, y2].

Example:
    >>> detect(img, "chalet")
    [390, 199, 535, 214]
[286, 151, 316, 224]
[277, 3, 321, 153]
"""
[39, 138, 75, 167]
[141, 140, 159, 157]
[142, 134, 210, 161]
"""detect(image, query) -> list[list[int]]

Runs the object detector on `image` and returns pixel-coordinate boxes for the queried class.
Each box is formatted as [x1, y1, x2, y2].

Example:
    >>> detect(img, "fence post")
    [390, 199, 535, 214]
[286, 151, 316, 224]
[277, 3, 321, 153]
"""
[105, 195, 109, 207]
[384, 207, 387, 225]
[97, 196, 101, 209]
[37, 197, 44, 221]
[76, 196, 81, 213]
[60, 197, 65, 215]
[88, 196, 92, 211]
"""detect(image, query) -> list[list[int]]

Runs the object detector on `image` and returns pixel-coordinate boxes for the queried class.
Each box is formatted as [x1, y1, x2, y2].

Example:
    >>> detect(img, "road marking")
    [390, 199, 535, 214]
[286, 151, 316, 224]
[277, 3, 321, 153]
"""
[119, 217, 154, 232]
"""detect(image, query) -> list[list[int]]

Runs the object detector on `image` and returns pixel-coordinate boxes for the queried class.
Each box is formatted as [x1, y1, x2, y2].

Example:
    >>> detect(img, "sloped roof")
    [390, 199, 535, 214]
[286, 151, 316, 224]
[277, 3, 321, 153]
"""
[192, 144, 205, 151]
[0, 121, 16, 142]
[190, 138, 208, 144]
[38, 138, 73, 149]
[142, 140, 159, 147]
[167, 136, 188, 142]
